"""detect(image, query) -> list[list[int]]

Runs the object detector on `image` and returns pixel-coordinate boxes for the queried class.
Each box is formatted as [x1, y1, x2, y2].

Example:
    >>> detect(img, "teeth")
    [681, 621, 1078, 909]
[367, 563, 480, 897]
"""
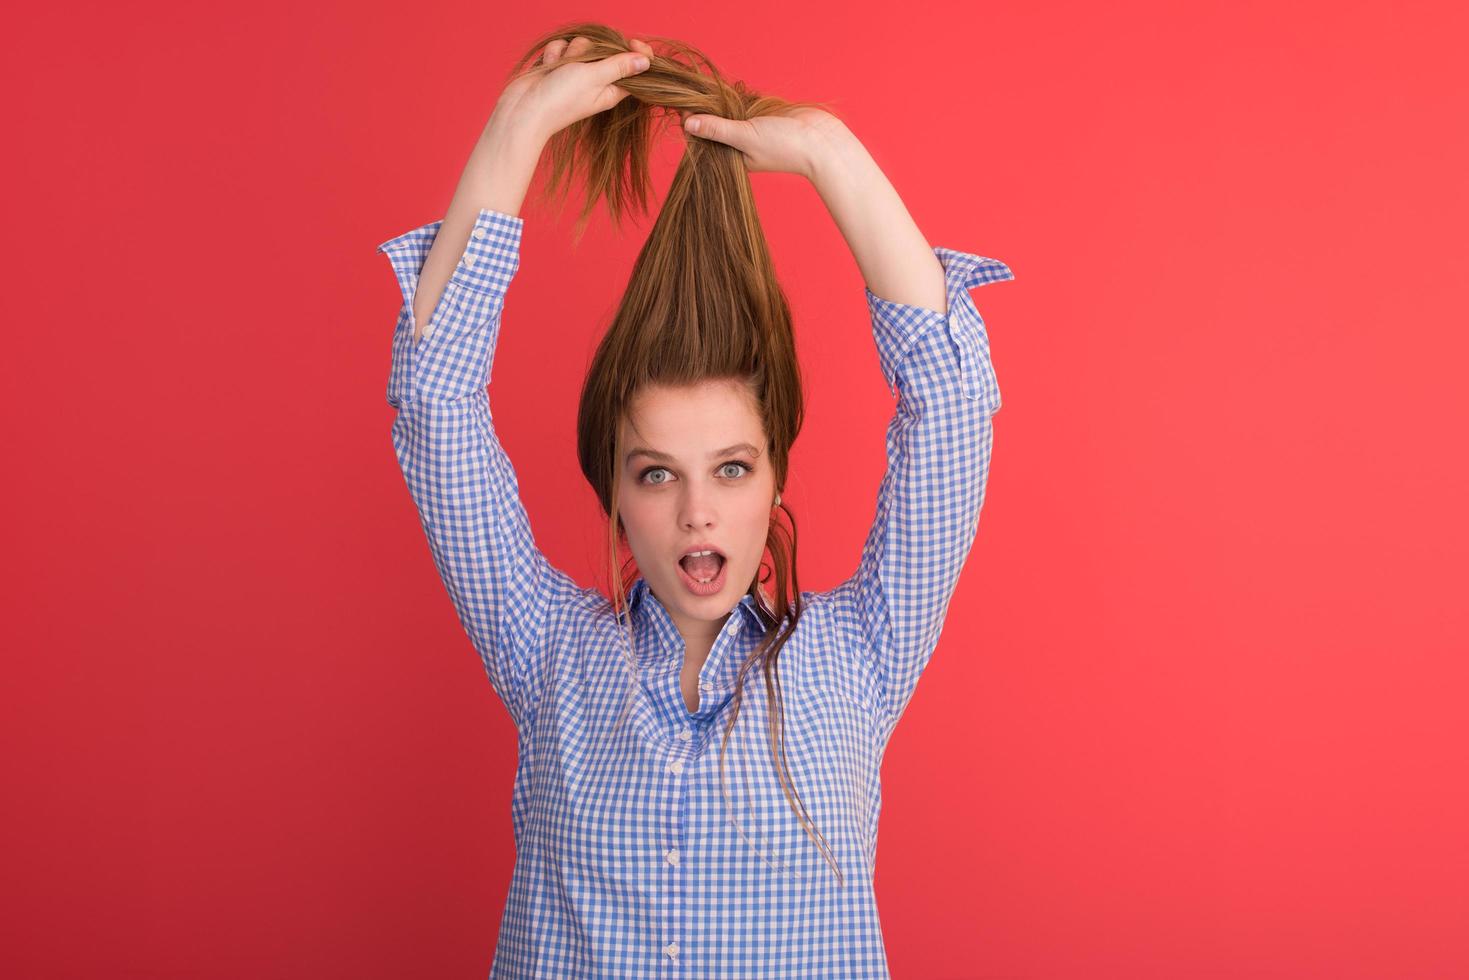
[680, 548, 721, 584]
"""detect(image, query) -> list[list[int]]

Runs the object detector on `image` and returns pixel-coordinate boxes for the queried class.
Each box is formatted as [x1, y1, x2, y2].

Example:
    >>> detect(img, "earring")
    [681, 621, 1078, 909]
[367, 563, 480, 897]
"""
[773, 494, 781, 508]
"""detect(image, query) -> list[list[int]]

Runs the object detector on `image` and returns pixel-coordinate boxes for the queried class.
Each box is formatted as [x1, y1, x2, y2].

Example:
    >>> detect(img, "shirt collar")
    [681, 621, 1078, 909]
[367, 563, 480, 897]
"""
[617, 577, 774, 669]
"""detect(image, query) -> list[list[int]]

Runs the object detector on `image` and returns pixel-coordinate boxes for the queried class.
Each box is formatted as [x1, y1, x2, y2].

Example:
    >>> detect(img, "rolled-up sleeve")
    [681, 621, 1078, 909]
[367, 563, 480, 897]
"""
[835, 247, 1014, 745]
[377, 208, 580, 731]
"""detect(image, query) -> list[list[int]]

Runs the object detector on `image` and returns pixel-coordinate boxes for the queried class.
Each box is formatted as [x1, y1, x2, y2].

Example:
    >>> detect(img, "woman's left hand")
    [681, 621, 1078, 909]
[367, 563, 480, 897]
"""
[680, 106, 849, 181]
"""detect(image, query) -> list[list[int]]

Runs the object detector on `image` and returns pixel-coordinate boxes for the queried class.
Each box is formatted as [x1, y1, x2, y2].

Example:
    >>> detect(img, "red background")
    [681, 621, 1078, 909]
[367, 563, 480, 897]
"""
[5, 1, 1466, 977]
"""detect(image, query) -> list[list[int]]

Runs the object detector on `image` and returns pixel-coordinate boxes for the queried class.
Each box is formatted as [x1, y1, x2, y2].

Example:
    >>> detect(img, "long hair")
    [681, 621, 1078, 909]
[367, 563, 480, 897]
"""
[509, 22, 845, 885]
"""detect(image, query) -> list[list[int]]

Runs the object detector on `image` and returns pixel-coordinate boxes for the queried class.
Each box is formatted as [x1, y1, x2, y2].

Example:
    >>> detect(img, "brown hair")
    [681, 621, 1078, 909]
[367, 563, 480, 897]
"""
[509, 22, 846, 885]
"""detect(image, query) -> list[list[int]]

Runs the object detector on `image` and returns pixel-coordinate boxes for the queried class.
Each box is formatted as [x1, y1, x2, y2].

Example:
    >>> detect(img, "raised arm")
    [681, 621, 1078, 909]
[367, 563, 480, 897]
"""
[808, 121, 1015, 746]
[677, 108, 1014, 742]
[378, 38, 654, 731]
[379, 201, 582, 734]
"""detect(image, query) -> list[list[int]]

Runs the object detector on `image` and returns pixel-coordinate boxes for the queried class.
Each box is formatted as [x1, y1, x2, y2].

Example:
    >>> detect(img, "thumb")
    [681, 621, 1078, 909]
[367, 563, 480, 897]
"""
[684, 114, 735, 145]
[604, 50, 651, 83]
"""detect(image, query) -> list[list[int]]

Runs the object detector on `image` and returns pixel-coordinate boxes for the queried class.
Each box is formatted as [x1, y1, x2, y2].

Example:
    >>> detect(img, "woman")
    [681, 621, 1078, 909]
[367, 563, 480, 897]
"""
[376, 23, 1013, 978]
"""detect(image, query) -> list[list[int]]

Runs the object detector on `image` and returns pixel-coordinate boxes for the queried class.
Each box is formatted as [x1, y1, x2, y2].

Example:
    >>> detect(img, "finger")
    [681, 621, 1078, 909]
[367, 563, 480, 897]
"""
[597, 49, 652, 85]
[628, 38, 654, 58]
[542, 39, 567, 65]
[565, 35, 592, 58]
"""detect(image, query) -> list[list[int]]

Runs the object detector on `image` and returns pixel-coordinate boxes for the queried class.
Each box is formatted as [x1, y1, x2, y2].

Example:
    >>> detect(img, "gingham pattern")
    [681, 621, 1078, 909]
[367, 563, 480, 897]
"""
[378, 208, 1012, 978]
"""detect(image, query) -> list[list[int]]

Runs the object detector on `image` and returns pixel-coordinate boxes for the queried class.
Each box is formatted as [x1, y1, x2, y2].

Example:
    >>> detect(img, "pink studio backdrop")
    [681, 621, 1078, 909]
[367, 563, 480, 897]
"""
[5, 1, 1466, 977]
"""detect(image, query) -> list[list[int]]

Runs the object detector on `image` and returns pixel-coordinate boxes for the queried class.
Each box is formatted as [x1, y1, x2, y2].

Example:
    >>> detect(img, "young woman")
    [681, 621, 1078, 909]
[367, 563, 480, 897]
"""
[376, 23, 1013, 978]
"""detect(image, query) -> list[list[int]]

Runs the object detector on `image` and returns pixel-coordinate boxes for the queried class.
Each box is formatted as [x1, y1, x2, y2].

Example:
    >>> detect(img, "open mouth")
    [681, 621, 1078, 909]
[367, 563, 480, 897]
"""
[677, 549, 728, 595]
[678, 550, 726, 584]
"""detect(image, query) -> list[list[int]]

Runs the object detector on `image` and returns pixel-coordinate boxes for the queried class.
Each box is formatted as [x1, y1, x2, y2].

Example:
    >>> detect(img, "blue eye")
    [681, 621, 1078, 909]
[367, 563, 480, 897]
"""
[718, 461, 753, 479]
[638, 460, 754, 485]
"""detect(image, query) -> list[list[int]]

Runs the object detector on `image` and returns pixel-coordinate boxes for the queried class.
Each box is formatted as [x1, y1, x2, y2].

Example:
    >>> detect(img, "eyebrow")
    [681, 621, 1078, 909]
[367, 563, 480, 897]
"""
[625, 442, 761, 466]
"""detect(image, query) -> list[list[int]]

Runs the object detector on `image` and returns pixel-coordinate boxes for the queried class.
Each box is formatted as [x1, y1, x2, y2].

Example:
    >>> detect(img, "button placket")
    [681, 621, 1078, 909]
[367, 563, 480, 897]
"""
[663, 715, 687, 970]
[662, 707, 689, 975]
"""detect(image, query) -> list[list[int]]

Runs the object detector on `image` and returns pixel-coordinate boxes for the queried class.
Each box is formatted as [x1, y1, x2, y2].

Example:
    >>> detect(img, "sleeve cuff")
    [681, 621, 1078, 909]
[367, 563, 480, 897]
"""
[865, 247, 1014, 406]
[377, 208, 526, 405]
[375, 207, 525, 311]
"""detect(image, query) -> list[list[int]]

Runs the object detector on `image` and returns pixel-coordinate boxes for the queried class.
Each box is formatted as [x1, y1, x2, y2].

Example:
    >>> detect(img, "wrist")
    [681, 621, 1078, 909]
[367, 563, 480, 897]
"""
[481, 106, 549, 159]
[803, 118, 865, 187]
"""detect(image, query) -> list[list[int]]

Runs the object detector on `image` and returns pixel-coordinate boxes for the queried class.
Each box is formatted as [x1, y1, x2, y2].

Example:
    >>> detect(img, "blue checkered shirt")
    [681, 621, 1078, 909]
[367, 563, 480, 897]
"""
[378, 208, 1013, 978]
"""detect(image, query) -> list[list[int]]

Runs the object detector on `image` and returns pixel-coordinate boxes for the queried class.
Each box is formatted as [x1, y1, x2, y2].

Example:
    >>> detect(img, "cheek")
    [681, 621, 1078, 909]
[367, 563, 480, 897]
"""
[620, 489, 662, 524]
[617, 496, 665, 555]
[733, 504, 773, 562]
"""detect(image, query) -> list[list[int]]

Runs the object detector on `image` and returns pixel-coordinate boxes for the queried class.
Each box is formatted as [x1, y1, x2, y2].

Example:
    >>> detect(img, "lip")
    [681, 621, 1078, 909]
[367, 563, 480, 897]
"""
[676, 550, 729, 597]
[677, 542, 726, 561]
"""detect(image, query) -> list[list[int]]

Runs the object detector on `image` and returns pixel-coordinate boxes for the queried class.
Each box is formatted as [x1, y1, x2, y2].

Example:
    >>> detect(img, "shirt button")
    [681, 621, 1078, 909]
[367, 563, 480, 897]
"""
[664, 941, 679, 960]
[668, 759, 684, 775]
[463, 252, 476, 268]
[677, 728, 692, 741]
[665, 847, 680, 866]
[699, 681, 712, 693]
[472, 227, 486, 240]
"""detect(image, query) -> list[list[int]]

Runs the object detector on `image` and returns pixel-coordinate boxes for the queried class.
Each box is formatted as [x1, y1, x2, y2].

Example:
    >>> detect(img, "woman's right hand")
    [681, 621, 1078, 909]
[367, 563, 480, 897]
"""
[492, 35, 655, 144]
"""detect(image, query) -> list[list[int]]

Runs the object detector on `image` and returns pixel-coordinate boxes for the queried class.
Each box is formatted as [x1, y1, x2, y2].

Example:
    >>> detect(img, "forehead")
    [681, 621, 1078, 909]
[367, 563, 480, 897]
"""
[622, 380, 764, 457]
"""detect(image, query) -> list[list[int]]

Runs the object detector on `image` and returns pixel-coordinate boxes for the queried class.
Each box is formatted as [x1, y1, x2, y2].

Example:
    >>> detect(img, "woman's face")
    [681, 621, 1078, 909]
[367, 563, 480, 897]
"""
[617, 379, 778, 648]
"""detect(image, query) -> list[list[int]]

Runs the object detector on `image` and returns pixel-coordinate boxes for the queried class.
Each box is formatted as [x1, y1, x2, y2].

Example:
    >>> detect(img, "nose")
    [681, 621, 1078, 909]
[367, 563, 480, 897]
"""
[677, 481, 717, 530]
